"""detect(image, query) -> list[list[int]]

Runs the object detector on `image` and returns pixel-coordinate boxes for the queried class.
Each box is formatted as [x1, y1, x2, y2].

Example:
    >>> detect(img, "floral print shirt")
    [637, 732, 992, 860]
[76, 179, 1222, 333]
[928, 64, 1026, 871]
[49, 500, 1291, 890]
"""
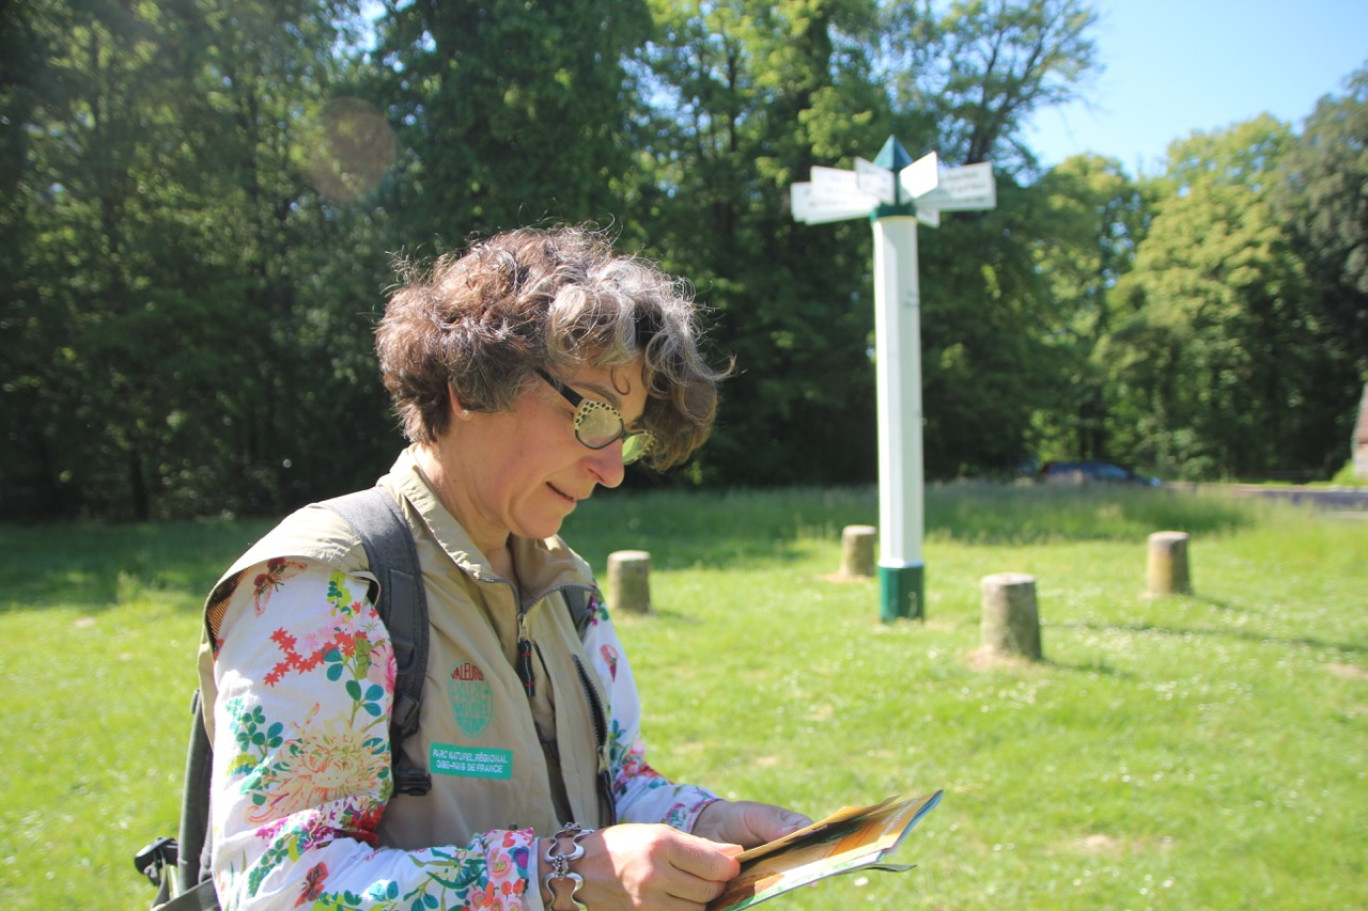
[209, 561, 717, 910]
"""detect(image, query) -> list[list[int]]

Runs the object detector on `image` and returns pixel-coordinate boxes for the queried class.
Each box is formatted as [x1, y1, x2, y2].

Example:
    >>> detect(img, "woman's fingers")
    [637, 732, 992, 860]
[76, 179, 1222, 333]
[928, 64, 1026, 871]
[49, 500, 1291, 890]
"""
[692, 800, 813, 847]
[577, 824, 742, 911]
[661, 831, 742, 902]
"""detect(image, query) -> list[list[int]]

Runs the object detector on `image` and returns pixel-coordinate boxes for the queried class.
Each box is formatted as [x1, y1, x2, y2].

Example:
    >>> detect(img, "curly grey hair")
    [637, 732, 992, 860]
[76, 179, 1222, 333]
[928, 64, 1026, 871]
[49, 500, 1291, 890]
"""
[376, 225, 728, 470]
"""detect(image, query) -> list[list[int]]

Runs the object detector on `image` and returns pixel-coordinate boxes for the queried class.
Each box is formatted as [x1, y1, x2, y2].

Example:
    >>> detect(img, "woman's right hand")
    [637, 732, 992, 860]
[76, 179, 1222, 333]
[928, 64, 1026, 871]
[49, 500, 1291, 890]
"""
[556, 823, 742, 911]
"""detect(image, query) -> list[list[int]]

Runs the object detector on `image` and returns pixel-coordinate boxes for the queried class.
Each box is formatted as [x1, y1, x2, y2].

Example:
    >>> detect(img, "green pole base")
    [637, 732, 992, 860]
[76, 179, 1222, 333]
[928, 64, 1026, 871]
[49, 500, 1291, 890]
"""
[879, 563, 925, 623]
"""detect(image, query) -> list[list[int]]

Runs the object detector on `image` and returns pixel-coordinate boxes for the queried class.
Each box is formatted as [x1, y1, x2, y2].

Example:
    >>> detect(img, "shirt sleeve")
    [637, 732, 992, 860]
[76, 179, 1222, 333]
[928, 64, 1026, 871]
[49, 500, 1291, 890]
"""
[578, 594, 720, 832]
[209, 559, 546, 911]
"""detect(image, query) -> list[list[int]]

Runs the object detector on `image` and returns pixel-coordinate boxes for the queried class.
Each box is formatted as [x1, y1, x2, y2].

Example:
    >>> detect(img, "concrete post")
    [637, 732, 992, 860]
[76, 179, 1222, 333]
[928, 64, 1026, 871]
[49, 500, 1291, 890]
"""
[607, 550, 652, 614]
[1147, 531, 1192, 596]
[839, 525, 878, 578]
[980, 572, 1043, 661]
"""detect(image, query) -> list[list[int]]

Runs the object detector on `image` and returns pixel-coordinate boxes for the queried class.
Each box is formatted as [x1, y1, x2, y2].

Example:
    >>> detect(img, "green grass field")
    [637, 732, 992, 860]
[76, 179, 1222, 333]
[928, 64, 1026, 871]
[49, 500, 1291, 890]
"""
[1, 485, 1363, 910]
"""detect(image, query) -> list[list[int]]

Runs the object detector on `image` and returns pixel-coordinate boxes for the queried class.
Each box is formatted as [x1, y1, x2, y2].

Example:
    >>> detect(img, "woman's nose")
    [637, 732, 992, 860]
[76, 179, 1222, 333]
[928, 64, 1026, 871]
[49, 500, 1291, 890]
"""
[584, 440, 627, 489]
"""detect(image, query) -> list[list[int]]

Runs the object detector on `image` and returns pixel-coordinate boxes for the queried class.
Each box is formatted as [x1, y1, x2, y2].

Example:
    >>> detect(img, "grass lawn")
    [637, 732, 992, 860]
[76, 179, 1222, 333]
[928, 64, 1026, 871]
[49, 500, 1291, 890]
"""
[0, 484, 1363, 909]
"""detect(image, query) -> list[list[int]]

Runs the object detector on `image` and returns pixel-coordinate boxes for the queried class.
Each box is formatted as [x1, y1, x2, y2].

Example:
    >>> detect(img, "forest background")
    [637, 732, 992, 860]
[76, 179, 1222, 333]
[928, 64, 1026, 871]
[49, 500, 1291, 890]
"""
[3, 0, 1366, 522]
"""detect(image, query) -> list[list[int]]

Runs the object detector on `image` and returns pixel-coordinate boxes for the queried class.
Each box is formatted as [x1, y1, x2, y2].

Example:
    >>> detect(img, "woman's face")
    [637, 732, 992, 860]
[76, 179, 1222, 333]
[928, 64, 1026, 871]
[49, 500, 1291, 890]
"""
[444, 358, 649, 551]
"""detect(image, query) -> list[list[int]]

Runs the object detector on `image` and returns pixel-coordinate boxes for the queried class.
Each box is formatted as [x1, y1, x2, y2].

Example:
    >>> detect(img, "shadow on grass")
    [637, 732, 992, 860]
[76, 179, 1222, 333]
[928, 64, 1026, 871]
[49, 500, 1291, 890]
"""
[619, 607, 701, 625]
[1043, 657, 1132, 678]
[1190, 593, 1282, 618]
[1050, 618, 1366, 656]
[0, 519, 271, 613]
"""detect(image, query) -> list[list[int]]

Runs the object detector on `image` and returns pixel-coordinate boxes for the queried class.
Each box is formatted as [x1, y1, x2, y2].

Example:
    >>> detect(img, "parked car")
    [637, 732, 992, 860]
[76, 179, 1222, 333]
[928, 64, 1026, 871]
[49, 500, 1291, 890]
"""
[1038, 460, 1160, 486]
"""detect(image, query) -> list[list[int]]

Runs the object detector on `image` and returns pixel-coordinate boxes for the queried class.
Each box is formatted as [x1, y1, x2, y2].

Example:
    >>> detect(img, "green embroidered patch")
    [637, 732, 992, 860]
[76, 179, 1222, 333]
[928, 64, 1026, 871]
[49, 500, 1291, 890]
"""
[447, 660, 493, 738]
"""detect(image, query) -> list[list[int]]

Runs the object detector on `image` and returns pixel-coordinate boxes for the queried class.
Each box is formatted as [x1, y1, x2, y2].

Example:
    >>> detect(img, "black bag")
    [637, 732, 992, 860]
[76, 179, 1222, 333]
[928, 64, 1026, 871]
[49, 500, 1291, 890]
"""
[134, 488, 431, 910]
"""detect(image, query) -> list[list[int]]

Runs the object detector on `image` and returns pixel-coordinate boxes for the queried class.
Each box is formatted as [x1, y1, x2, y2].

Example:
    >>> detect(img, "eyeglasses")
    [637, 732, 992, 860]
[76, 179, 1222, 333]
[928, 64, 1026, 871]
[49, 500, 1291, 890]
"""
[536, 369, 656, 465]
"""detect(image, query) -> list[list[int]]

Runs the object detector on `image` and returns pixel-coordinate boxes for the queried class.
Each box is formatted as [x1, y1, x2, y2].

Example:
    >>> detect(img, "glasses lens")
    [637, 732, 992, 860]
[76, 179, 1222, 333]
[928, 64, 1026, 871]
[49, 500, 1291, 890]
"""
[574, 401, 623, 448]
[568, 394, 654, 464]
[621, 432, 655, 465]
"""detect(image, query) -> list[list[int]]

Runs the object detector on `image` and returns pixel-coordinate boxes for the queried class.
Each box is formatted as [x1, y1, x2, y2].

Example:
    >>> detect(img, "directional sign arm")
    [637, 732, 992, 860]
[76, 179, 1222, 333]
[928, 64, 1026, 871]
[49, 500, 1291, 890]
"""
[791, 182, 877, 225]
[900, 151, 940, 200]
[926, 162, 995, 211]
[854, 157, 896, 206]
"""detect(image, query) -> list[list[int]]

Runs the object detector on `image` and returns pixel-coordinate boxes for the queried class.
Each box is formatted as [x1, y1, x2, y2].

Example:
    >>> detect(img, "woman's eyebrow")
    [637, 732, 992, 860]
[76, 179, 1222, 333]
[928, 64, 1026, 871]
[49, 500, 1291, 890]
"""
[579, 380, 652, 429]
[572, 380, 622, 410]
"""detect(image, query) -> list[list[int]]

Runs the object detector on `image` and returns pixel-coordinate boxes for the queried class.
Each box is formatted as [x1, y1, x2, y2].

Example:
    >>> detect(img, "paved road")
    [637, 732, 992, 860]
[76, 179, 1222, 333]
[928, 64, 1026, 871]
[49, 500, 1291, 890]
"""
[1165, 483, 1368, 511]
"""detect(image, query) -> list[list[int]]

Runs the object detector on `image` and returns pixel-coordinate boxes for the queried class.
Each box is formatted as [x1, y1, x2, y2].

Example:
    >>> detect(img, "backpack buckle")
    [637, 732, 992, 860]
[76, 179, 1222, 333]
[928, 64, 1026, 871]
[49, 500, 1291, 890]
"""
[133, 836, 179, 887]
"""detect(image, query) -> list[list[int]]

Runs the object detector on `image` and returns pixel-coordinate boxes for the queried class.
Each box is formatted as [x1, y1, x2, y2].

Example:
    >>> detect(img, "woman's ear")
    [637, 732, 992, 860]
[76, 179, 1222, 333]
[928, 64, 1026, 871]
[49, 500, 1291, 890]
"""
[448, 384, 473, 421]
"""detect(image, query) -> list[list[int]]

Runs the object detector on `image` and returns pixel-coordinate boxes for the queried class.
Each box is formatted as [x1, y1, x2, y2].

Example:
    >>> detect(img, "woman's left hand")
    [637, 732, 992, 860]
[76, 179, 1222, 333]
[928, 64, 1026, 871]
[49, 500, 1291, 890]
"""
[691, 799, 812, 848]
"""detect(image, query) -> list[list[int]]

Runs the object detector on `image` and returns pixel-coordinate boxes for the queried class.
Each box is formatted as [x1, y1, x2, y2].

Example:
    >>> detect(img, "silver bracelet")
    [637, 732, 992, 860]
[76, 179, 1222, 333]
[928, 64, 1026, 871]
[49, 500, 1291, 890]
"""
[544, 823, 594, 911]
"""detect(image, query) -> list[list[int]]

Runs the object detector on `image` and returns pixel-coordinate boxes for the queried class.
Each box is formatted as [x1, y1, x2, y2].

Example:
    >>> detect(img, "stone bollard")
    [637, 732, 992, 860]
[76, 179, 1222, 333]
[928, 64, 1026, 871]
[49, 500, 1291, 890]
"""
[839, 525, 877, 578]
[607, 550, 652, 614]
[1147, 531, 1192, 596]
[980, 573, 1043, 661]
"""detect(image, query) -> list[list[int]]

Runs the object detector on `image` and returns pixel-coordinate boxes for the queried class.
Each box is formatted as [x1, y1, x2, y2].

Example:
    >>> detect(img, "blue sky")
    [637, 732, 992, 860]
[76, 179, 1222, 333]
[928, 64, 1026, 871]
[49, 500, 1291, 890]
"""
[1024, 0, 1368, 174]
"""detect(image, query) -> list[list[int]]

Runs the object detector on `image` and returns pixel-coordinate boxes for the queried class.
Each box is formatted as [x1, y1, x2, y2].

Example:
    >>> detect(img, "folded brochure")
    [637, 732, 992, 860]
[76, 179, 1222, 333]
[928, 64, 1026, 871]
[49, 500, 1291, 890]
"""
[708, 789, 944, 911]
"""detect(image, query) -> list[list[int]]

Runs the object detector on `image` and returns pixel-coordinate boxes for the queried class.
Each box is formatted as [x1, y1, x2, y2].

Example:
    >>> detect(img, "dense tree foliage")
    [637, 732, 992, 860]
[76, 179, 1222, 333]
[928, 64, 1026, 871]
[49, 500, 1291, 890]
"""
[1273, 68, 1368, 377]
[2, 0, 395, 519]
[368, 0, 651, 242]
[625, 0, 887, 485]
[1, 2, 1362, 519]
[1107, 115, 1362, 479]
[1028, 152, 1151, 461]
[877, 0, 1100, 477]
[879, 0, 1097, 168]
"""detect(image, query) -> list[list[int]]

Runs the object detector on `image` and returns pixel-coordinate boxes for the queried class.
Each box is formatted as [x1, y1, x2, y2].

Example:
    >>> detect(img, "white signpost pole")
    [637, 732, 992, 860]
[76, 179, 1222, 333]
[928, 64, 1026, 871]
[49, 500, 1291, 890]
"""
[871, 211, 925, 621]
[791, 136, 995, 621]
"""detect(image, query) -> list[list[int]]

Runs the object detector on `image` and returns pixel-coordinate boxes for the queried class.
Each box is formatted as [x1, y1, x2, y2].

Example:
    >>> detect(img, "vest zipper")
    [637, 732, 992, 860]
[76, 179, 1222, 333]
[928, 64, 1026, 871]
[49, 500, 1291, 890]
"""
[572, 653, 618, 826]
[515, 608, 536, 699]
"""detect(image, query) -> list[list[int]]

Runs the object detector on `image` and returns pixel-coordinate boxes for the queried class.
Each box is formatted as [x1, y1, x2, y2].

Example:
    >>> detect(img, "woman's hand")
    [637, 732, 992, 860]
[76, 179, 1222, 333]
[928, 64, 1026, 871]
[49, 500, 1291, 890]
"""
[691, 799, 813, 849]
[551, 823, 743, 911]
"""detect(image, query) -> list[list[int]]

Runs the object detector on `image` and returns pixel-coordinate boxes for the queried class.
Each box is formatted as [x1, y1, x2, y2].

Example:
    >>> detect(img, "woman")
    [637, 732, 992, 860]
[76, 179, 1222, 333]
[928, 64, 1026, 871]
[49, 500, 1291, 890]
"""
[199, 226, 809, 910]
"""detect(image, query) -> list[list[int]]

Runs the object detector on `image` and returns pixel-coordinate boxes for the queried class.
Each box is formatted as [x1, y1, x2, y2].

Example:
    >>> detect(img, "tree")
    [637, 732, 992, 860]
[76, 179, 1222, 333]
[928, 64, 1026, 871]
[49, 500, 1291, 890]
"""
[1108, 118, 1355, 479]
[1, 0, 235, 519]
[1028, 153, 1151, 462]
[1, 0, 394, 519]
[626, 0, 1104, 483]
[183, 0, 397, 517]
[874, 0, 1103, 476]
[0, 0, 68, 515]
[629, 0, 888, 485]
[1274, 64, 1368, 377]
[878, 0, 1098, 169]
[368, 0, 651, 244]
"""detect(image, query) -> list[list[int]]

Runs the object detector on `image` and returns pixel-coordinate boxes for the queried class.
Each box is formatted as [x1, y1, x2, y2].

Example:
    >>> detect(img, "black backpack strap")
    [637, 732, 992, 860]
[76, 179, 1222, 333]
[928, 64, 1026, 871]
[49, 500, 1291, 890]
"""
[323, 488, 432, 797]
[134, 689, 217, 907]
[178, 690, 214, 893]
[562, 586, 597, 638]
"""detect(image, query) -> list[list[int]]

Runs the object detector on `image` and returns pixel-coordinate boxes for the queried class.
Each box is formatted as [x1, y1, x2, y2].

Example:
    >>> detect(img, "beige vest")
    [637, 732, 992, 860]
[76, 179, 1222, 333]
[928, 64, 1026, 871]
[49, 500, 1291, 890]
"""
[201, 448, 612, 848]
